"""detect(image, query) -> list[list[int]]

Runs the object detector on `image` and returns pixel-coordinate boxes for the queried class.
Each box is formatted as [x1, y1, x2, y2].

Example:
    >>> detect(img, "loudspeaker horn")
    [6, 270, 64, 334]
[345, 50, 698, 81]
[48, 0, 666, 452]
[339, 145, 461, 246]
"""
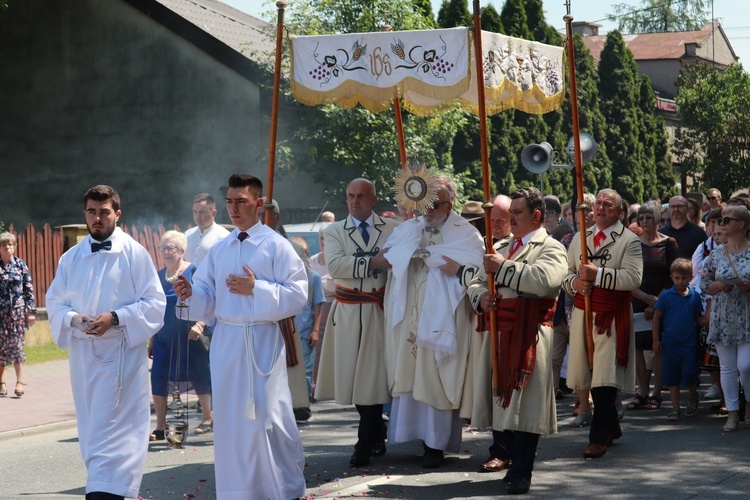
[521, 142, 553, 174]
[566, 132, 598, 164]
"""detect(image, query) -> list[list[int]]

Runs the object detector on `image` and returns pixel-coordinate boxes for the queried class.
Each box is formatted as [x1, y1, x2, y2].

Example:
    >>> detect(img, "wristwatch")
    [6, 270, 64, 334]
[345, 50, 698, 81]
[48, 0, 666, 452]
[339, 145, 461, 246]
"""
[110, 311, 120, 326]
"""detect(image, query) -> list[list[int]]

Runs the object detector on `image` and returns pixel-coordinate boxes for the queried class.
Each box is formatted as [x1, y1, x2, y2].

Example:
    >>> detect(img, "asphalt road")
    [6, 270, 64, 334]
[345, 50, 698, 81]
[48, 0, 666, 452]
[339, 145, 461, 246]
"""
[4, 385, 750, 499]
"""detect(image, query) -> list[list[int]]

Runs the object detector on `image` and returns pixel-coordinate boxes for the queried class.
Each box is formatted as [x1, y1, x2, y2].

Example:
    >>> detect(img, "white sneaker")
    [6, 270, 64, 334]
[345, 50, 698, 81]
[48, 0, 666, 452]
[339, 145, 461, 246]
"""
[704, 384, 720, 399]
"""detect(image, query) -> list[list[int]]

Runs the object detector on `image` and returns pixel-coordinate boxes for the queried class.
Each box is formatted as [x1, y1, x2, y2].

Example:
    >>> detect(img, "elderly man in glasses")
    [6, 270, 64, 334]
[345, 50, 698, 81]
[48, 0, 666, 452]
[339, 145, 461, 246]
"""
[659, 196, 707, 259]
[381, 174, 484, 469]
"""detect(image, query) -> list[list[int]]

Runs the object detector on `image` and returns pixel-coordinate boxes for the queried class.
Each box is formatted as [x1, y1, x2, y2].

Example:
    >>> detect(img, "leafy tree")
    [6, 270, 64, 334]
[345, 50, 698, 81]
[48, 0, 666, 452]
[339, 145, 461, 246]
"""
[436, 0, 471, 29]
[675, 62, 750, 195]
[525, 0, 563, 46]
[608, 0, 709, 33]
[556, 34, 613, 200]
[598, 30, 646, 203]
[480, 4, 503, 33]
[636, 74, 677, 199]
[412, 0, 436, 27]
[499, 0, 531, 41]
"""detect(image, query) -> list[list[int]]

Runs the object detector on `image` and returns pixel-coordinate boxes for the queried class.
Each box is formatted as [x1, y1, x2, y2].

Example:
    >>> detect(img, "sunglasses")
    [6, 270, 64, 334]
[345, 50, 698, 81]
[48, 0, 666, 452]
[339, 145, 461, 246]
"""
[707, 196, 718, 201]
[718, 217, 742, 226]
[638, 215, 654, 221]
[430, 201, 452, 209]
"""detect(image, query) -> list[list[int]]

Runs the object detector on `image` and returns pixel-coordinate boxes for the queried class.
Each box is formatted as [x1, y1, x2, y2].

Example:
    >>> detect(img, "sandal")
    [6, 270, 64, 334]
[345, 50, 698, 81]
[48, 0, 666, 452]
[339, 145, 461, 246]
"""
[667, 409, 681, 421]
[686, 397, 699, 417]
[0, 382, 6, 397]
[149, 429, 165, 441]
[195, 421, 213, 435]
[645, 396, 662, 410]
[723, 416, 738, 432]
[626, 394, 648, 410]
[14, 382, 24, 397]
[570, 410, 592, 428]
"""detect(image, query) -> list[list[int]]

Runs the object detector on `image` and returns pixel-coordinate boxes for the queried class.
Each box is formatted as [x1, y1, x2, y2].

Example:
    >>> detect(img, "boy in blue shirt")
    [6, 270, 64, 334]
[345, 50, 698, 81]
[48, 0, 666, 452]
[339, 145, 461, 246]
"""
[291, 236, 326, 401]
[652, 258, 708, 421]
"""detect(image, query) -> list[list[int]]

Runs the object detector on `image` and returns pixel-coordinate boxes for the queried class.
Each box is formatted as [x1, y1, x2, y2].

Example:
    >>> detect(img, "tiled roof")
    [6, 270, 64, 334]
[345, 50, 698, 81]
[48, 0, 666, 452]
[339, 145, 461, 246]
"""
[155, 0, 275, 62]
[581, 23, 727, 63]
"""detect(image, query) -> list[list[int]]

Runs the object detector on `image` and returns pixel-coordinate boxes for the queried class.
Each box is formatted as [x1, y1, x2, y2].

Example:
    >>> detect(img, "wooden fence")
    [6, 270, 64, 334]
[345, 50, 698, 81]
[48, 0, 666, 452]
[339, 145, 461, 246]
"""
[9, 223, 182, 308]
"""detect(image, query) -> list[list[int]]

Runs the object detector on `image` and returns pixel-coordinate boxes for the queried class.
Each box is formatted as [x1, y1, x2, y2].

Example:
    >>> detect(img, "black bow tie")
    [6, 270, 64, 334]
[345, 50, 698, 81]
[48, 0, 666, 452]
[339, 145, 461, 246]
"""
[91, 241, 112, 252]
[423, 227, 440, 235]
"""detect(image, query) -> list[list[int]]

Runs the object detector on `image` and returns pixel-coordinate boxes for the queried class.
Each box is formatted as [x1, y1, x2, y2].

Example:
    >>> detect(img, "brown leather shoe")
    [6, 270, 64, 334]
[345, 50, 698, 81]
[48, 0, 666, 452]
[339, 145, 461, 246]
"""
[583, 443, 607, 458]
[479, 457, 509, 472]
[605, 426, 623, 447]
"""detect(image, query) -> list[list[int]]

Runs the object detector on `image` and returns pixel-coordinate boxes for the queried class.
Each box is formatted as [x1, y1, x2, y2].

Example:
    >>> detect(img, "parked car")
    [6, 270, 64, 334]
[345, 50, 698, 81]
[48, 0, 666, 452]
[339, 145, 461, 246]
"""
[284, 222, 332, 255]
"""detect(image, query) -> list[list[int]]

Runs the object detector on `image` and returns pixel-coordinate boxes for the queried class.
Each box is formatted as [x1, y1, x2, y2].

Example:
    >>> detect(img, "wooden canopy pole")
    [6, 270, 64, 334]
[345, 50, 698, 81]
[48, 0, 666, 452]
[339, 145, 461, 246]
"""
[264, 0, 287, 226]
[472, 0, 501, 393]
[380, 23, 408, 170]
[564, 9, 594, 340]
[393, 95, 408, 169]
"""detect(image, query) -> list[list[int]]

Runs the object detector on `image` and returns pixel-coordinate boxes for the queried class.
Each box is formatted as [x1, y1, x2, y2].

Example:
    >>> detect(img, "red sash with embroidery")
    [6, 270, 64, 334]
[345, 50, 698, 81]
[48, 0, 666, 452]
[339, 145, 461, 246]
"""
[334, 285, 385, 310]
[573, 289, 632, 368]
[492, 297, 556, 408]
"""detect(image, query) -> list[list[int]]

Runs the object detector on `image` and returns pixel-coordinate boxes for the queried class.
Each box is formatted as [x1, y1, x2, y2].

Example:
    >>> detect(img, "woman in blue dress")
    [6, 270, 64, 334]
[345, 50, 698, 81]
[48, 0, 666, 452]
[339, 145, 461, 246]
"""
[149, 230, 212, 441]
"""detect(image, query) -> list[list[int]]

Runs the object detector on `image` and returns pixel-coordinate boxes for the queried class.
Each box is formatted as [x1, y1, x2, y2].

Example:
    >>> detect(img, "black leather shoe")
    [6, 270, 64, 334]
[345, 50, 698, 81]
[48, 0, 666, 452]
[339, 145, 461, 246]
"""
[507, 478, 531, 494]
[371, 441, 387, 457]
[421, 449, 444, 469]
[349, 450, 371, 467]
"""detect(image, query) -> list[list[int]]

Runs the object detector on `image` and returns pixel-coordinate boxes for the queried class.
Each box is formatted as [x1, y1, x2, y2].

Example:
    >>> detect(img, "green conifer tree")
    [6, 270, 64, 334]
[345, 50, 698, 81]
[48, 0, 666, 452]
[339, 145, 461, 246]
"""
[597, 30, 645, 203]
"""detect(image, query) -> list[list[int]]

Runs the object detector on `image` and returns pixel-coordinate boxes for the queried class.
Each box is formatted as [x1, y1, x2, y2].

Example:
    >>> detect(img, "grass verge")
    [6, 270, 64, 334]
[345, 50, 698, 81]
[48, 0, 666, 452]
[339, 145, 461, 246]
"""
[25, 344, 68, 365]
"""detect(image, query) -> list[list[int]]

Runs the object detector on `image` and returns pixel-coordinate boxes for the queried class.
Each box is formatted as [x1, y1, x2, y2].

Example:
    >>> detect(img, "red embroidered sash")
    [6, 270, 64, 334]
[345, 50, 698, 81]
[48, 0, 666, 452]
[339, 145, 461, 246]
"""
[334, 285, 385, 310]
[492, 297, 556, 408]
[573, 289, 632, 368]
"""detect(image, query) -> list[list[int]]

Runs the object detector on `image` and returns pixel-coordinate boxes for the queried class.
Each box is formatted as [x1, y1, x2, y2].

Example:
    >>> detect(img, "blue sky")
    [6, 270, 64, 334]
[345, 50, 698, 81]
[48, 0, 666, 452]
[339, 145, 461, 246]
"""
[237, 0, 749, 65]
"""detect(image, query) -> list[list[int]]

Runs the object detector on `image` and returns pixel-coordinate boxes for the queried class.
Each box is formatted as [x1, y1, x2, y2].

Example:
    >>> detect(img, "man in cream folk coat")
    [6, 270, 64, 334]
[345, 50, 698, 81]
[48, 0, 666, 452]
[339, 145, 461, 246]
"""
[315, 178, 398, 467]
[46, 185, 166, 500]
[562, 188, 643, 459]
[468, 187, 567, 495]
[382, 175, 484, 469]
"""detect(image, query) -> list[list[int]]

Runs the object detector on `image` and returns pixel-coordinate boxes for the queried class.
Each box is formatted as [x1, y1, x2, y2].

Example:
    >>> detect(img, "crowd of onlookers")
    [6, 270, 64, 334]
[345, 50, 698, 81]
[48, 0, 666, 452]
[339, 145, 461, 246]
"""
[535, 187, 750, 432]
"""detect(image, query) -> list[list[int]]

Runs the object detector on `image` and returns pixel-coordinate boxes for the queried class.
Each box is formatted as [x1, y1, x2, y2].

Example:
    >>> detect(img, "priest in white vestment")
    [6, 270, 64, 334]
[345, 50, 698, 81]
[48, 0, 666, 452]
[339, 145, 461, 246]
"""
[174, 174, 308, 500]
[383, 175, 484, 468]
[46, 185, 166, 500]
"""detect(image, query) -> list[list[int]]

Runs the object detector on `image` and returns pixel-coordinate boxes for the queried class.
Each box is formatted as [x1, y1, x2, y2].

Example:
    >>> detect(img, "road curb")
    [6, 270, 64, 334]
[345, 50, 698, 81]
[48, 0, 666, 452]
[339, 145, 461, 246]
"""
[0, 419, 78, 442]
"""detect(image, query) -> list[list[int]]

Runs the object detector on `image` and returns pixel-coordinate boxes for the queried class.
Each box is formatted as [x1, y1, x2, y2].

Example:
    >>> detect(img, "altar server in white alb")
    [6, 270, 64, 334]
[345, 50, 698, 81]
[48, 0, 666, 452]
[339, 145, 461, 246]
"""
[46, 185, 166, 500]
[173, 173, 308, 500]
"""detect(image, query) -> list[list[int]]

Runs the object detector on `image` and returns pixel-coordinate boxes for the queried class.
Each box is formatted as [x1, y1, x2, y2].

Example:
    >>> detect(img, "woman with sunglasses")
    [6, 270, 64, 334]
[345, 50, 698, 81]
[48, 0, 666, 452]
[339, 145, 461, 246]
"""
[148, 230, 213, 441]
[625, 202, 678, 412]
[701, 206, 750, 431]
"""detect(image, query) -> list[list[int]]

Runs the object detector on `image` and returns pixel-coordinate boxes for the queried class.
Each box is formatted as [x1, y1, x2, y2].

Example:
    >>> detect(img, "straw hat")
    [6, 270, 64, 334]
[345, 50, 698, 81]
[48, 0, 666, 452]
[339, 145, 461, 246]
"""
[461, 200, 484, 222]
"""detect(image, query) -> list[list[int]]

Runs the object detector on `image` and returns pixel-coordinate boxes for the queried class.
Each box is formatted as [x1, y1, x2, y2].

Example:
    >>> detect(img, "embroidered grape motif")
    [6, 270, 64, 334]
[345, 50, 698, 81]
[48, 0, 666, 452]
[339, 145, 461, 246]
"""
[309, 63, 332, 80]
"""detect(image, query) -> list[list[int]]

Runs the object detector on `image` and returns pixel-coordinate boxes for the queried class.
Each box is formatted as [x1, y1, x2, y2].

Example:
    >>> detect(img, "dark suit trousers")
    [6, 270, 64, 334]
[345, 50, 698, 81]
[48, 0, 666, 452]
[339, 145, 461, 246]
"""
[590, 386, 618, 444]
[494, 430, 540, 482]
[354, 404, 386, 453]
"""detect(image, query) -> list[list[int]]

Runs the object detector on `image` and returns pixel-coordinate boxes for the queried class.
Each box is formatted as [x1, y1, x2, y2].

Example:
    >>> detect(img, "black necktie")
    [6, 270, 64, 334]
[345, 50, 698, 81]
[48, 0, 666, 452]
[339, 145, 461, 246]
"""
[359, 222, 370, 245]
[238, 232, 248, 242]
[91, 241, 112, 252]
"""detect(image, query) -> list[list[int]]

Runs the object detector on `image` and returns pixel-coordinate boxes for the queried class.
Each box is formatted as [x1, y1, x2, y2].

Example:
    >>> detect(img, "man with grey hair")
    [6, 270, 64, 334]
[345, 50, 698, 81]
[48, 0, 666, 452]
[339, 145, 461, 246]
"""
[659, 195, 707, 259]
[563, 188, 643, 459]
[185, 193, 230, 266]
[258, 198, 287, 238]
[382, 174, 484, 468]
